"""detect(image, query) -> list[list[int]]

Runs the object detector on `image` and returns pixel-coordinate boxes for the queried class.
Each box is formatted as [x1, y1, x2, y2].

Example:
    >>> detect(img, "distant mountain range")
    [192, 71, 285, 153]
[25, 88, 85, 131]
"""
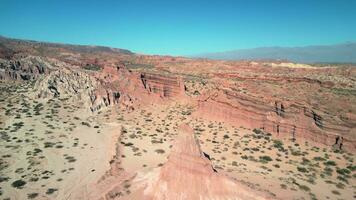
[194, 43, 356, 63]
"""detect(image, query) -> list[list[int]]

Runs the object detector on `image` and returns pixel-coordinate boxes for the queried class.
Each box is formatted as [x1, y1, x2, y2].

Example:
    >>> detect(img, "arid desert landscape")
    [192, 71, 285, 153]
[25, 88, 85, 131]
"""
[0, 36, 355, 200]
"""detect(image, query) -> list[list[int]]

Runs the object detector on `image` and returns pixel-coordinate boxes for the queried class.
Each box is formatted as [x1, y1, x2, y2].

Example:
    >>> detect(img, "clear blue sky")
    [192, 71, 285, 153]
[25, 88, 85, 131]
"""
[0, 0, 355, 56]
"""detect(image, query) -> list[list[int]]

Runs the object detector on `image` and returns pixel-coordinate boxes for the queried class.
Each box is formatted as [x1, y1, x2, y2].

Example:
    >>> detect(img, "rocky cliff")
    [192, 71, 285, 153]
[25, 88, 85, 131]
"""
[195, 82, 356, 151]
[32, 61, 186, 113]
[140, 73, 185, 99]
[0, 56, 51, 81]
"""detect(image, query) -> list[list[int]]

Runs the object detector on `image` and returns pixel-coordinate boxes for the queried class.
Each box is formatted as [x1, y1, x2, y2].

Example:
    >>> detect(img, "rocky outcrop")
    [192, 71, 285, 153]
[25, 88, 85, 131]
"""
[35, 67, 99, 106]
[101, 124, 273, 200]
[140, 72, 185, 98]
[196, 89, 356, 151]
[34, 64, 186, 113]
[34, 66, 126, 112]
[0, 56, 51, 81]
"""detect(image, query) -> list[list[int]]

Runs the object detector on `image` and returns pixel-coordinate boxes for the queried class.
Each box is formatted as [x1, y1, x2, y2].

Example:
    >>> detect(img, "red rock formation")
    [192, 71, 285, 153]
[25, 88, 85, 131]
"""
[140, 73, 185, 99]
[122, 124, 273, 200]
[196, 89, 356, 151]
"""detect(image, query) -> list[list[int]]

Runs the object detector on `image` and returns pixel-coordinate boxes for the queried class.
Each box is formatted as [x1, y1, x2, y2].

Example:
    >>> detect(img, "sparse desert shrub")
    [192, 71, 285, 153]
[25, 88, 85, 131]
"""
[252, 128, 264, 135]
[298, 184, 310, 192]
[324, 167, 333, 176]
[307, 177, 315, 184]
[313, 156, 325, 161]
[65, 156, 76, 163]
[280, 184, 287, 189]
[123, 142, 133, 146]
[324, 160, 336, 166]
[331, 190, 340, 195]
[337, 175, 349, 184]
[0, 176, 9, 182]
[11, 179, 26, 189]
[44, 142, 55, 148]
[336, 182, 345, 189]
[259, 156, 272, 163]
[29, 177, 39, 182]
[251, 147, 259, 152]
[301, 157, 310, 165]
[81, 121, 91, 127]
[27, 193, 38, 199]
[336, 168, 351, 176]
[273, 140, 285, 151]
[346, 165, 356, 171]
[46, 188, 58, 195]
[155, 149, 165, 154]
[297, 166, 308, 173]
[291, 149, 303, 156]
[181, 110, 191, 115]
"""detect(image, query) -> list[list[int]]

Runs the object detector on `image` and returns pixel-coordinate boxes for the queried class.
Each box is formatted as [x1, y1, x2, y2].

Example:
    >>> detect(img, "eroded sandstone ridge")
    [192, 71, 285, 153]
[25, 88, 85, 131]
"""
[196, 86, 355, 151]
[95, 124, 273, 200]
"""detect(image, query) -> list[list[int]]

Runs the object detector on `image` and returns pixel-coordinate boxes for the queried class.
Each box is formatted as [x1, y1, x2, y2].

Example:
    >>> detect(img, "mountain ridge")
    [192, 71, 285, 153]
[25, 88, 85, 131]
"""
[194, 42, 356, 63]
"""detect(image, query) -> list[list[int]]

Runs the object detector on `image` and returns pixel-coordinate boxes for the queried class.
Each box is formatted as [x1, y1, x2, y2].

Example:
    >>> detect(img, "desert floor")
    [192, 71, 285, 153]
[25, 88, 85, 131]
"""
[0, 82, 355, 200]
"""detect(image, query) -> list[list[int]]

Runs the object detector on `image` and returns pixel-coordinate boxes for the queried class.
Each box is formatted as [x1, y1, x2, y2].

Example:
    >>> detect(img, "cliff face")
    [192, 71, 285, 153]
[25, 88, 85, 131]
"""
[196, 88, 356, 151]
[140, 73, 185, 99]
[32, 62, 186, 113]
[0, 56, 50, 81]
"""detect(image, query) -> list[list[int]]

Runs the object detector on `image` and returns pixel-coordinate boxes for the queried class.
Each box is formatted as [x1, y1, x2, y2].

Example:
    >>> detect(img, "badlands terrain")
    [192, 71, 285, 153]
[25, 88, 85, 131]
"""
[0, 36, 356, 200]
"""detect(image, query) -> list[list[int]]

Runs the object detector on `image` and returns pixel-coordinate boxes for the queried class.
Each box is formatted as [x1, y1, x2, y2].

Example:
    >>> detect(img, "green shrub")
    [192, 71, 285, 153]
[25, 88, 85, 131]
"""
[155, 149, 165, 154]
[273, 140, 284, 151]
[331, 190, 340, 195]
[313, 156, 325, 161]
[324, 160, 336, 166]
[27, 193, 38, 199]
[336, 168, 351, 176]
[297, 166, 308, 173]
[11, 179, 26, 189]
[298, 184, 310, 192]
[259, 156, 273, 163]
[46, 188, 58, 195]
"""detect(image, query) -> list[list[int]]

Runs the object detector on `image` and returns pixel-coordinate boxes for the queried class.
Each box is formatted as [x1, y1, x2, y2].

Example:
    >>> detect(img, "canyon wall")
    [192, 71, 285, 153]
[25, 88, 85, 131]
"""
[196, 89, 356, 151]
[33, 64, 186, 113]
[139, 72, 186, 99]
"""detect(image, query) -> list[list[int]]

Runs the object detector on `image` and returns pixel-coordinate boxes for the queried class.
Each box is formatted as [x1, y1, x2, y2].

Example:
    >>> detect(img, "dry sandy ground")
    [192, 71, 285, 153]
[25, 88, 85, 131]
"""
[0, 82, 122, 200]
[1, 82, 355, 200]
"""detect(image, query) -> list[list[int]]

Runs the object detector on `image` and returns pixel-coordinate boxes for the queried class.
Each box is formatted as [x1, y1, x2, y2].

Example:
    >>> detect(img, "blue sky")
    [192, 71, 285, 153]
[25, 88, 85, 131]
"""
[0, 0, 355, 56]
